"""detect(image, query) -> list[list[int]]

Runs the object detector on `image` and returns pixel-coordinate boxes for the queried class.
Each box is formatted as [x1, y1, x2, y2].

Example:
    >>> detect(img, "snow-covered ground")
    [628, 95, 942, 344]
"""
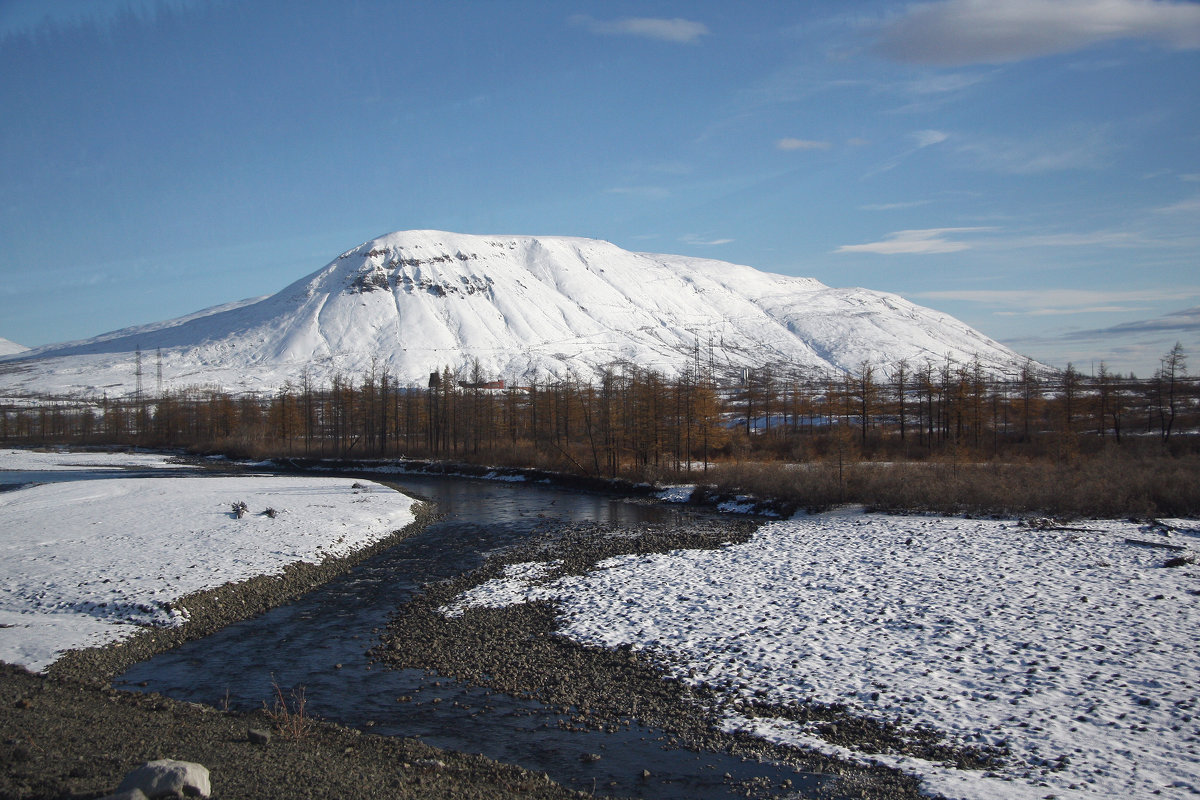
[0, 449, 418, 672]
[446, 507, 1200, 800]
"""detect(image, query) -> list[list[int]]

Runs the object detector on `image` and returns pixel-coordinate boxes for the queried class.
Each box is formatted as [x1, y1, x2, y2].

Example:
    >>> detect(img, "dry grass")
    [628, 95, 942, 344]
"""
[263, 676, 312, 740]
[183, 431, 1200, 519]
[708, 452, 1200, 519]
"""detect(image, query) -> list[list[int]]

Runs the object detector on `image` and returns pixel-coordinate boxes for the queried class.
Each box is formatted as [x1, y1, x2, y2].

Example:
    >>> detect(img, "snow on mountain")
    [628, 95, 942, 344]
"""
[0, 337, 28, 357]
[0, 230, 1033, 396]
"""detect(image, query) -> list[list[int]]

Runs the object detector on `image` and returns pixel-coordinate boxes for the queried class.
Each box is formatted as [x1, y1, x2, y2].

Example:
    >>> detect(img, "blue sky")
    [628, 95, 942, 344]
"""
[1, 0, 1197, 376]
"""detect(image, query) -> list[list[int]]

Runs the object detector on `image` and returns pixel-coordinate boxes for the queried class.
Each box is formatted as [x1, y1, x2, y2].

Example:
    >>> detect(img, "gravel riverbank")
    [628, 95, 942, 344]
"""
[0, 661, 578, 800]
[373, 515, 930, 800]
[3, 483, 933, 800]
[1, 501, 578, 800]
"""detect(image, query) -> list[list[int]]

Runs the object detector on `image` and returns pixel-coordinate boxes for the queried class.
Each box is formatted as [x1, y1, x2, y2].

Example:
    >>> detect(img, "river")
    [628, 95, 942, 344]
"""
[118, 470, 827, 798]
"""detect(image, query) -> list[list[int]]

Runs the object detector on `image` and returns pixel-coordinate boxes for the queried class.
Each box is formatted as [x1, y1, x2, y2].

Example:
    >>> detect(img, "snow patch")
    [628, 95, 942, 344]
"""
[444, 508, 1200, 800]
[655, 485, 696, 503]
[0, 450, 418, 672]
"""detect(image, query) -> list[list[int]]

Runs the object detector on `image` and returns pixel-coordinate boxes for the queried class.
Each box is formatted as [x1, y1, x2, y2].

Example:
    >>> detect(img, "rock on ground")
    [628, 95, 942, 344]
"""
[115, 759, 210, 798]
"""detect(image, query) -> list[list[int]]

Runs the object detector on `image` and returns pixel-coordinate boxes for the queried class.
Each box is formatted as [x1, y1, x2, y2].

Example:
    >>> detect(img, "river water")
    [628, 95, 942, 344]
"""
[118, 471, 827, 798]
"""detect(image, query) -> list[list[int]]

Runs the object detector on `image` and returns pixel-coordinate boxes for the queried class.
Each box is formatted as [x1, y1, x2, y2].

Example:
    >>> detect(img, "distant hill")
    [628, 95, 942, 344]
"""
[0, 337, 27, 357]
[0, 230, 1033, 396]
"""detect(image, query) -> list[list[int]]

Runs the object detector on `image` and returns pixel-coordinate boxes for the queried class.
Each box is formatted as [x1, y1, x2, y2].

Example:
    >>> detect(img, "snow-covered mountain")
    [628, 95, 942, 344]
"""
[0, 337, 27, 357]
[0, 230, 1032, 396]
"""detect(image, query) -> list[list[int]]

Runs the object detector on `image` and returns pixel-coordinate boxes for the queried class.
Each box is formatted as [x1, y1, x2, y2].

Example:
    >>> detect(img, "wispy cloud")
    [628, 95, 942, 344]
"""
[886, 72, 994, 113]
[911, 129, 949, 148]
[1156, 194, 1200, 214]
[836, 227, 991, 255]
[776, 138, 832, 151]
[680, 234, 734, 246]
[1082, 306, 1200, 335]
[1001, 306, 1200, 373]
[918, 288, 1200, 315]
[570, 15, 709, 44]
[955, 127, 1114, 173]
[998, 337, 1183, 374]
[874, 0, 1200, 66]
[863, 129, 950, 177]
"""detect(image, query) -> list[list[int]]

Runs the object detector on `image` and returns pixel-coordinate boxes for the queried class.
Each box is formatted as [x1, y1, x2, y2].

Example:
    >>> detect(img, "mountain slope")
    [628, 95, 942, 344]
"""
[0, 338, 27, 357]
[0, 231, 1032, 396]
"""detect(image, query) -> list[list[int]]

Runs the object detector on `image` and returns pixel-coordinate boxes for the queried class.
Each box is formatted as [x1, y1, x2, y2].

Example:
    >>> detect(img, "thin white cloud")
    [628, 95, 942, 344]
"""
[955, 127, 1114, 173]
[919, 287, 1200, 311]
[681, 234, 734, 246]
[911, 129, 949, 148]
[836, 227, 991, 255]
[570, 15, 709, 44]
[777, 138, 832, 151]
[1156, 194, 1200, 214]
[1085, 305, 1200, 335]
[887, 72, 993, 113]
[996, 305, 1146, 316]
[875, 0, 1200, 66]
[862, 129, 950, 177]
[1001, 306, 1200, 374]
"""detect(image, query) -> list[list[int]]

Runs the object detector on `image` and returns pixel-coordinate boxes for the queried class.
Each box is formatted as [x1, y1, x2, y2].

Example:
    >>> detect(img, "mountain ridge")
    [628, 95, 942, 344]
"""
[0, 230, 1034, 396]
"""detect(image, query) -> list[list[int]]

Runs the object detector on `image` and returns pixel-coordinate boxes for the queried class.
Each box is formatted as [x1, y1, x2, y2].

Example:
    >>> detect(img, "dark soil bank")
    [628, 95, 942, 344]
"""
[0, 662, 575, 800]
[373, 518, 929, 800]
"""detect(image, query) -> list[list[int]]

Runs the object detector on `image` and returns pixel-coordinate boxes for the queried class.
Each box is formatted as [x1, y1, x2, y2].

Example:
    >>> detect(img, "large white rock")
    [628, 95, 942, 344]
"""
[115, 759, 211, 798]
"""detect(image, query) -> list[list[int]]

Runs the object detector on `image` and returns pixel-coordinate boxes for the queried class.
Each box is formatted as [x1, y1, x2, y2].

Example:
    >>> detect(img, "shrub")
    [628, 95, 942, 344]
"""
[263, 676, 312, 740]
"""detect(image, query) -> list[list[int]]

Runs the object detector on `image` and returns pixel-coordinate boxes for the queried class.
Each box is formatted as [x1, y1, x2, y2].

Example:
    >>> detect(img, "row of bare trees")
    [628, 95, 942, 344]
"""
[3, 346, 1195, 476]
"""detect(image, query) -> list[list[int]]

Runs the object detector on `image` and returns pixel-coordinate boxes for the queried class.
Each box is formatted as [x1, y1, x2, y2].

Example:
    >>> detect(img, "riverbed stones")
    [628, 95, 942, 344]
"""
[375, 514, 930, 800]
[115, 759, 210, 798]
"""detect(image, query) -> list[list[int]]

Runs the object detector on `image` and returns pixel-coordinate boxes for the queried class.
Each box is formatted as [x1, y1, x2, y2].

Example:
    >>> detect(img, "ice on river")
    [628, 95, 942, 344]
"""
[446, 506, 1200, 800]
[0, 449, 418, 672]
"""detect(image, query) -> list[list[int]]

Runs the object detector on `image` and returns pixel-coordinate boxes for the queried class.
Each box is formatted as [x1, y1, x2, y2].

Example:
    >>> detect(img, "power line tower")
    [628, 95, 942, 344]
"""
[134, 345, 143, 404]
[156, 348, 163, 398]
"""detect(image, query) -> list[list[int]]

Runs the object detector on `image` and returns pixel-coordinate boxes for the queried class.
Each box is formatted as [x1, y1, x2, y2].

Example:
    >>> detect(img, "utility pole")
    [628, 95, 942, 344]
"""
[134, 345, 143, 404]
